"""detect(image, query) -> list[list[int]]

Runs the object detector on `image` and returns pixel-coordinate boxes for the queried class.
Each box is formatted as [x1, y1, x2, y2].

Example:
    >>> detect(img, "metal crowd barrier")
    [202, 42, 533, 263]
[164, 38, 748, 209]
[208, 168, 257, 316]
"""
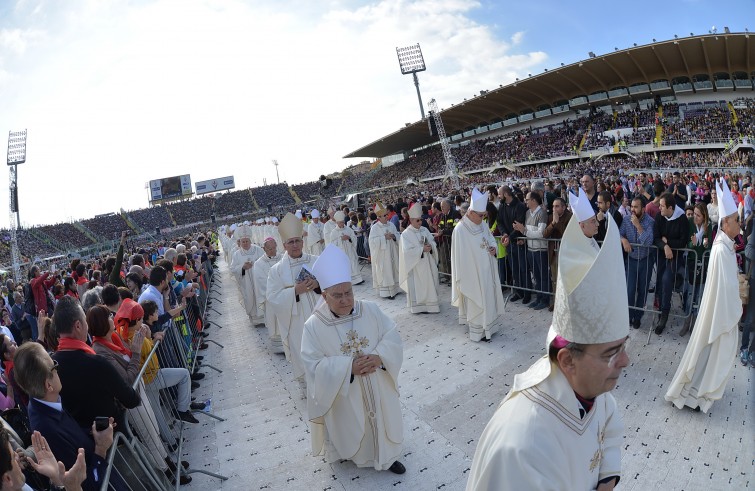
[355, 227, 712, 344]
[99, 257, 228, 490]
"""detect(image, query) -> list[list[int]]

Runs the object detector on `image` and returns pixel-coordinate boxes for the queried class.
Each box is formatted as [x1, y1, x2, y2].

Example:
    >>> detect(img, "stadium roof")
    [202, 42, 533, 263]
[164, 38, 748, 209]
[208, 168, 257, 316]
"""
[345, 32, 755, 158]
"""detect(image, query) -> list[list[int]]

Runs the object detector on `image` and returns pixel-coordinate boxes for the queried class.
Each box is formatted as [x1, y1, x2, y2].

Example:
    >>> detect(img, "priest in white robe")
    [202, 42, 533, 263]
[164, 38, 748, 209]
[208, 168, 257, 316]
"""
[467, 212, 630, 491]
[665, 178, 743, 412]
[266, 213, 320, 383]
[322, 206, 337, 247]
[399, 202, 440, 313]
[330, 211, 364, 285]
[254, 237, 283, 354]
[306, 209, 325, 256]
[229, 224, 265, 325]
[368, 201, 401, 298]
[451, 188, 506, 341]
[302, 244, 406, 475]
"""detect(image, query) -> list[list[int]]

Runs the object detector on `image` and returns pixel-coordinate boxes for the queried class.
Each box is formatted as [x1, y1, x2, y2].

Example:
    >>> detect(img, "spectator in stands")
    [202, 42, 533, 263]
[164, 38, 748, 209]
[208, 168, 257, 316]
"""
[543, 197, 572, 312]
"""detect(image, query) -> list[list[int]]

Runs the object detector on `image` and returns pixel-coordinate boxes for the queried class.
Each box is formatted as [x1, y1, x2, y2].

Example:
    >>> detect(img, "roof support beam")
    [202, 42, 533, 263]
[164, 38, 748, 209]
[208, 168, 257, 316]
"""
[723, 36, 732, 75]
[651, 46, 672, 81]
[625, 51, 649, 81]
[556, 71, 588, 94]
[579, 63, 609, 91]
[700, 38, 713, 79]
[601, 57, 628, 86]
[531, 79, 568, 100]
[672, 43, 691, 80]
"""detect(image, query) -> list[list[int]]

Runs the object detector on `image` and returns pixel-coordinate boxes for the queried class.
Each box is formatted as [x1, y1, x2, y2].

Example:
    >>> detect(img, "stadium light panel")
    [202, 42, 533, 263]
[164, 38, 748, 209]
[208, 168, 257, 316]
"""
[396, 44, 426, 74]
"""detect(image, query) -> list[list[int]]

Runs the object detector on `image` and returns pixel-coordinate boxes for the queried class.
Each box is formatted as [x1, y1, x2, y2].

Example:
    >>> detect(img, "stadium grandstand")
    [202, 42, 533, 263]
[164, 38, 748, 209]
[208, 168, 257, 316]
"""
[2, 32, 753, 270]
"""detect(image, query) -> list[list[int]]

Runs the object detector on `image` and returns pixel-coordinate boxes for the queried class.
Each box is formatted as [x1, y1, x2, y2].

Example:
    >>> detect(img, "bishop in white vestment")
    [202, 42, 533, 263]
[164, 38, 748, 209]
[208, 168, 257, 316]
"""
[665, 178, 742, 412]
[266, 213, 320, 382]
[368, 202, 401, 298]
[399, 203, 440, 313]
[306, 210, 325, 256]
[254, 237, 283, 353]
[229, 225, 265, 325]
[322, 207, 337, 247]
[330, 211, 364, 285]
[467, 212, 630, 491]
[302, 244, 406, 474]
[451, 188, 505, 341]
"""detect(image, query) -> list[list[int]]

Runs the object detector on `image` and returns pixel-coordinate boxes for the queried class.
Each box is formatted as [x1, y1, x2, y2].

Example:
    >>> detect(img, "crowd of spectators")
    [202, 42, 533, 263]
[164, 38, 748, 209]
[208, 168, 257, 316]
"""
[214, 189, 256, 218]
[127, 206, 174, 231]
[662, 104, 737, 145]
[81, 213, 130, 241]
[250, 183, 295, 210]
[165, 196, 215, 226]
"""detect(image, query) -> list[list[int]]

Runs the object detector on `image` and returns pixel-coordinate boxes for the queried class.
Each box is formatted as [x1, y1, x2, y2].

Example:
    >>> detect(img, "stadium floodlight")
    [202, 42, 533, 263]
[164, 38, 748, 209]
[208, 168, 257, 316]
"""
[396, 43, 427, 119]
[7, 129, 27, 166]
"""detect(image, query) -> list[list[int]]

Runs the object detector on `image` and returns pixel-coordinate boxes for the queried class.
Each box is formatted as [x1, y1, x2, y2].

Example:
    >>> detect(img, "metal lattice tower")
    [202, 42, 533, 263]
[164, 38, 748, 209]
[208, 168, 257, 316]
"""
[7, 130, 26, 283]
[428, 99, 459, 190]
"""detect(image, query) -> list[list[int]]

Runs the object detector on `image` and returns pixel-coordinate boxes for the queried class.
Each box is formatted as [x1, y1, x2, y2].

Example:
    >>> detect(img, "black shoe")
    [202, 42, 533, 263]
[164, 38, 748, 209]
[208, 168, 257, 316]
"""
[191, 381, 200, 390]
[199, 332, 209, 338]
[196, 356, 204, 361]
[388, 461, 406, 474]
[191, 372, 205, 381]
[166, 469, 192, 486]
[178, 411, 199, 424]
[631, 318, 641, 330]
[509, 294, 522, 302]
[521, 296, 532, 305]
[190, 401, 206, 411]
[198, 343, 209, 350]
[654, 311, 669, 335]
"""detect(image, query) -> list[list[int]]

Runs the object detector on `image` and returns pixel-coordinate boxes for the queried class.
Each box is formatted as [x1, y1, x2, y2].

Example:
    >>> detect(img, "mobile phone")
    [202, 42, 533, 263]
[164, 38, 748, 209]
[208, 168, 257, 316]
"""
[95, 416, 109, 432]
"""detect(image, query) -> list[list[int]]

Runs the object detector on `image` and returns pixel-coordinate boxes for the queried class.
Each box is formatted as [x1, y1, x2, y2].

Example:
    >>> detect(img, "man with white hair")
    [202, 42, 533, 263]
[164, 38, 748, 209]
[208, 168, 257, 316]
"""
[330, 210, 364, 285]
[230, 224, 265, 325]
[399, 202, 440, 313]
[467, 207, 629, 490]
[254, 237, 283, 353]
[368, 201, 400, 299]
[665, 178, 743, 412]
[301, 244, 405, 475]
[266, 213, 320, 385]
[305, 209, 325, 256]
[451, 188, 506, 342]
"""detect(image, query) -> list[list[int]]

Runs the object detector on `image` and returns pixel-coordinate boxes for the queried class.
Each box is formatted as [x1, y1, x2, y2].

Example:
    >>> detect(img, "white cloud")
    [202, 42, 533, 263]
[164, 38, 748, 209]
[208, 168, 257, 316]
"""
[0, 0, 548, 227]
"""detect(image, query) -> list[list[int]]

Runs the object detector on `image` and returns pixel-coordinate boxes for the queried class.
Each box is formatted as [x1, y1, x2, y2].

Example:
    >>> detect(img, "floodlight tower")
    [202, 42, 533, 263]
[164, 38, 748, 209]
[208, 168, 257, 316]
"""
[396, 43, 427, 120]
[7, 130, 27, 283]
[272, 160, 280, 184]
[427, 99, 459, 190]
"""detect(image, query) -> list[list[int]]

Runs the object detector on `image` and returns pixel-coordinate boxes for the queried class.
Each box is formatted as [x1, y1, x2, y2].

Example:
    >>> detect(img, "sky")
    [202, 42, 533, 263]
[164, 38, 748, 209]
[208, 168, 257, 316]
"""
[1, 0, 753, 227]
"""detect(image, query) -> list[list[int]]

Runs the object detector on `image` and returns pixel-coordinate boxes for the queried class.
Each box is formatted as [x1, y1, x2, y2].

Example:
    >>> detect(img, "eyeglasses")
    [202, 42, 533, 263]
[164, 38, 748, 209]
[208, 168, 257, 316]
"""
[285, 239, 303, 246]
[571, 337, 630, 369]
[50, 360, 59, 373]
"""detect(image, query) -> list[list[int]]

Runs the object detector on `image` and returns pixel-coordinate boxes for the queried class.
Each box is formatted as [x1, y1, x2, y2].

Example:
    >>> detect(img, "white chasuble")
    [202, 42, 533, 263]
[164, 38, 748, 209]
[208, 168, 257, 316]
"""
[466, 358, 623, 491]
[230, 245, 265, 324]
[322, 220, 337, 247]
[306, 222, 325, 256]
[665, 232, 741, 412]
[266, 252, 319, 381]
[368, 221, 401, 298]
[330, 225, 364, 284]
[450, 215, 506, 341]
[301, 300, 403, 470]
[399, 226, 439, 313]
[254, 254, 283, 352]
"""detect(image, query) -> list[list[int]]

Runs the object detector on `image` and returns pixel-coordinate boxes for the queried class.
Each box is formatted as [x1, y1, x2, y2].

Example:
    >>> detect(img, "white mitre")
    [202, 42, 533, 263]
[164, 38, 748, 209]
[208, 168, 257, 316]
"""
[229, 223, 237, 232]
[278, 212, 303, 242]
[374, 201, 388, 216]
[310, 209, 320, 219]
[334, 210, 346, 222]
[233, 224, 252, 240]
[470, 187, 487, 213]
[548, 211, 629, 345]
[295, 210, 302, 219]
[408, 202, 423, 219]
[311, 244, 352, 290]
[569, 188, 596, 223]
[272, 217, 279, 224]
[716, 177, 738, 223]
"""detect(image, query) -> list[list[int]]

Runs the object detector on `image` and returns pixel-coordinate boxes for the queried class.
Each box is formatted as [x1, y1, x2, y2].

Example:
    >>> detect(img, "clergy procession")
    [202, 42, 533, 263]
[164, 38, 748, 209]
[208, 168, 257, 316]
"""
[217, 176, 749, 490]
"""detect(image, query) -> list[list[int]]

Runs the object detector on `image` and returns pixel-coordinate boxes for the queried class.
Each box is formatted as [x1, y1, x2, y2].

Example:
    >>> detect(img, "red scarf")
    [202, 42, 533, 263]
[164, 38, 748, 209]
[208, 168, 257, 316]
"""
[56, 337, 96, 355]
[92, 332, 132, 358]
